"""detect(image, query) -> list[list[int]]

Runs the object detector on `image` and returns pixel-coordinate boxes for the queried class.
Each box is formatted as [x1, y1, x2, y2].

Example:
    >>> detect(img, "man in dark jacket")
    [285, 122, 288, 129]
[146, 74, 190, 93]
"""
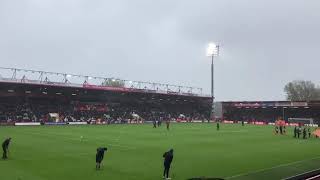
[294, 126, 297, 138]
[303, 127, 307, 139]
[96, 147, 108, 170]
[297, 127, 302, 138]
[166, 120, 170, 131]
[157, 118, 162, 127]
[308, 127, 312, 138]
[153, 120, 157, 128]
[2, 137, 11, 159]
[163, 149, 174, 179]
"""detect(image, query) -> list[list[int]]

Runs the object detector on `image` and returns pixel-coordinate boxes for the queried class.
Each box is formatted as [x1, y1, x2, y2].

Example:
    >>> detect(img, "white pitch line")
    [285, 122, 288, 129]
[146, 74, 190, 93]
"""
[225, 156, 320, 179]
[107, 143, 137, 150]
[221, 130, 248, 133]
[306, 174, 320, 180]
[283, 168, 320, 180]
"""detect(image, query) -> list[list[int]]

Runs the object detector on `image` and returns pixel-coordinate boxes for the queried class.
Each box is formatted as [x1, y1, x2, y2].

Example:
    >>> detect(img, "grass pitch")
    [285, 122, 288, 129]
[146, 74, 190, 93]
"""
[0, 123, 320, 180]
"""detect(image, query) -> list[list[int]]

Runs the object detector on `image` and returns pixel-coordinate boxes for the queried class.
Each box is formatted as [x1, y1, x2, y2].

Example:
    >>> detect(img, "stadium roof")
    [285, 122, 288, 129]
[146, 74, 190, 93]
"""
[220, 101, 320, 108]
[0, 67, 209, 98]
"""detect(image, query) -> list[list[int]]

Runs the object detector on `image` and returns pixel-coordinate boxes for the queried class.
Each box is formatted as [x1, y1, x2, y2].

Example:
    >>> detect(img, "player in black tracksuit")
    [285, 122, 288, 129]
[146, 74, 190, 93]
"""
[166, 120, 170, 131]
[96, 147, 108, 170]
[297, 127, 301, 138]
[279, 126, 283, 134]
[153, 120, 157, 128]
[2, 138, 11, 159]
[275, 126, 279, 134]
[294, 126, 297, 138]
[308, 127, 311, 138]
[303, 128, 307, 139]
[163, 149, 173, 179]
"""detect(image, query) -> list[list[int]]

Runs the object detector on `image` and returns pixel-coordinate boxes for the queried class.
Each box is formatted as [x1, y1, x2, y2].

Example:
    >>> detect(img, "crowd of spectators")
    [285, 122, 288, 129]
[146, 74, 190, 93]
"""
[0, 98, 210, 124]
[223, 107, 320, 124]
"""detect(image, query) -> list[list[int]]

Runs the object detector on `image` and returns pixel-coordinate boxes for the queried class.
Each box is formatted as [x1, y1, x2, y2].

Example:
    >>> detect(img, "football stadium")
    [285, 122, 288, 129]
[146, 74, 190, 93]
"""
[1, 67, 320, 180]
[1, 1, 320, 180]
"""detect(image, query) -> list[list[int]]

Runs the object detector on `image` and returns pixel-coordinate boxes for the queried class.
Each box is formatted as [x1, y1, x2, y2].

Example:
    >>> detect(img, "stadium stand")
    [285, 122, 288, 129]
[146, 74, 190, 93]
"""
[219, 101, 320, 125]
[0, 67, 212, 125]
[1, 67, 320, 126]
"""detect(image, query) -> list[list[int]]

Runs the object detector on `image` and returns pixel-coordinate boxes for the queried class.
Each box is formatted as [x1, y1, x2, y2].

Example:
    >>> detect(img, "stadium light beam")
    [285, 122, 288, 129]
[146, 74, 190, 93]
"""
[206, 42, 219, 122]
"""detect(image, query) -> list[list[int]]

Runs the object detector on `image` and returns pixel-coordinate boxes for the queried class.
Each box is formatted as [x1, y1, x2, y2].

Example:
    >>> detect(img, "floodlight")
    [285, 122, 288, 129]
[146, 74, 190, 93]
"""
[206, 42, 219, 57]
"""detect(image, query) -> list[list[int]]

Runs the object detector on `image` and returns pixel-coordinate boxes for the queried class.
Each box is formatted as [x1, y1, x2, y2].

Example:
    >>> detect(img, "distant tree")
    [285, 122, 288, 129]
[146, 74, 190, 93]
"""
[284, 80, 320, 101]
[317, 87, 320, 99]
[101, 78, 125, 87]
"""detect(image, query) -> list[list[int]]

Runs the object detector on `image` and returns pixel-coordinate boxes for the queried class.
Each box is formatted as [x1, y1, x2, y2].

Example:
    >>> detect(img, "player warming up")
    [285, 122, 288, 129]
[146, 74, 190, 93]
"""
[2, 137, 11, 160]
[303, 127, 307, 139]
[96, 147, 108, 170]
[153, 120, 157, 128]
[163, 149, 174, 180]
[308, 127, 311, 138]
[166, 120, 170, 131]
[294, 126, 297, 138]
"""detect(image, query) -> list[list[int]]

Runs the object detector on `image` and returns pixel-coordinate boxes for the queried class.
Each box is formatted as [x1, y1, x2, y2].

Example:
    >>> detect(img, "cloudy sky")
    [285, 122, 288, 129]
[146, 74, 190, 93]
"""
[0, 0, 319, 101]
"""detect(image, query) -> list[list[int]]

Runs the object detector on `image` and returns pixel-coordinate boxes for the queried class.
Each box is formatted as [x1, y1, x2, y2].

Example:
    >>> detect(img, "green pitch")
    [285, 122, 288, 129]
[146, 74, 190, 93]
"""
[0, 124, 320, 180]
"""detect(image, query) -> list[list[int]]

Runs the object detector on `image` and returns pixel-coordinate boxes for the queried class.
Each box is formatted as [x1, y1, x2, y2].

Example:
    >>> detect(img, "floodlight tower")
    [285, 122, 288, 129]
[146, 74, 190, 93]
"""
[206, 42, 219, 122]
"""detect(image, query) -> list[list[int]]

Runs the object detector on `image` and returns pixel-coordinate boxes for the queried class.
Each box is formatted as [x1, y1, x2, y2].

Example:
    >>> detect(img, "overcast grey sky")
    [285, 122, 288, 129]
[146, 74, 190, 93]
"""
[0, 0, 319, 101]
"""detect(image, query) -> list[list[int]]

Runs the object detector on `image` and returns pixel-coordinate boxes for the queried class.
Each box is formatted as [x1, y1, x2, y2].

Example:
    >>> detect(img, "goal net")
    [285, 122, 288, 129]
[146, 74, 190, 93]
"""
[288, 118, 314, 125]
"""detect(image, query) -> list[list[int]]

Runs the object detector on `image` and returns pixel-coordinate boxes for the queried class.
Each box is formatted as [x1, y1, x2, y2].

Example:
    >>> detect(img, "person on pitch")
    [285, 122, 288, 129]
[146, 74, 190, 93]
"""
[275, 126, 279, 134]
[158, 118, 161, 127]
[166, 119, 170, 131]
[308, 127, 311, 138]
[294, 126, 297, 138]
[153, 119, 157, 128]
[303, 127, 307, 139]
[297, 126, 302, 138]
[2, 137, 11, 160]
[163, 149, 174, 180]
[217, 121, 220, 131]
[96, 147, 108, 170]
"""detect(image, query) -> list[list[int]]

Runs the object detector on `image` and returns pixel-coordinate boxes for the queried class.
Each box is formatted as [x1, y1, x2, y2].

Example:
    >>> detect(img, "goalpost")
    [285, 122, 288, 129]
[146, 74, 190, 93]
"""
[288, 118, 314, 126]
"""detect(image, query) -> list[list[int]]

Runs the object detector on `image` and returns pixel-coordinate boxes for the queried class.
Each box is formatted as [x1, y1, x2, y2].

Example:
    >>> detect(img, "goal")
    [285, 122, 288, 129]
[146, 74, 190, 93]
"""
[288, 118, 314, 125]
